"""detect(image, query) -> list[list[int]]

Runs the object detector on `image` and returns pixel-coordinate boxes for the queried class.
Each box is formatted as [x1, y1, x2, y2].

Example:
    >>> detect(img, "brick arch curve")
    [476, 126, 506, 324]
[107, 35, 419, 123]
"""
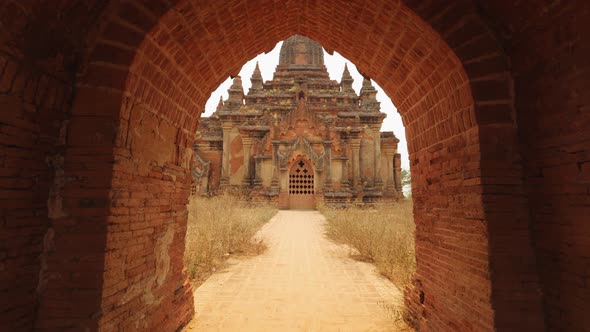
[30, 1, 543, 331]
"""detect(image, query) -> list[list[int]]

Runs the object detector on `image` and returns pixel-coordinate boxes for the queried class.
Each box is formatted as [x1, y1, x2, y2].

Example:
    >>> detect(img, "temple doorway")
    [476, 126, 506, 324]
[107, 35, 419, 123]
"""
[288, 158, 315, 210]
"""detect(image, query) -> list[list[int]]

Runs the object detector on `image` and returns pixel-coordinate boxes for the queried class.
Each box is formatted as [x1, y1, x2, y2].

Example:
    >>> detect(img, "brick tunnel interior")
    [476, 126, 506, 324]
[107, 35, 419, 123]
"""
[1, 1, 588, 331]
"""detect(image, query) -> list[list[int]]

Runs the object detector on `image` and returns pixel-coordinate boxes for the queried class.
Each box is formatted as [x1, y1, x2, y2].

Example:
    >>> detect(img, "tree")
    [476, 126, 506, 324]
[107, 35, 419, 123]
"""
[400, 169, 411, 187]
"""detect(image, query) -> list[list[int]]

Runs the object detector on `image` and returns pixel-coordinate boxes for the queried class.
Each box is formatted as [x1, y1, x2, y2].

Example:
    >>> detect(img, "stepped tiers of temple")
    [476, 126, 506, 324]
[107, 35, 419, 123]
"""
[192, 35, 403, 209]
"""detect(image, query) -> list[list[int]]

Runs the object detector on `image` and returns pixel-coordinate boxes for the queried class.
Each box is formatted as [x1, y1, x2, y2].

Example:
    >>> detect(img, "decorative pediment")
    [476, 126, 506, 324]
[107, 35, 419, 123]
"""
[277, 136, 325, 171]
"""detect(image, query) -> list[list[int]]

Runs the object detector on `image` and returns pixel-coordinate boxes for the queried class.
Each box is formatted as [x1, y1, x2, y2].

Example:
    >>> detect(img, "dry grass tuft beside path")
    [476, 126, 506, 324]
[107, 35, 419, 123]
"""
[320, 199, 416, 289]
[184, 195, 277, 286]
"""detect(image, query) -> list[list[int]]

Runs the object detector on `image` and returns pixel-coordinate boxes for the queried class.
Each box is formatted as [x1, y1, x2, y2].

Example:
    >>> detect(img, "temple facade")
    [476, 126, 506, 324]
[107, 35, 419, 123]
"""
[192, 35, 402, 209]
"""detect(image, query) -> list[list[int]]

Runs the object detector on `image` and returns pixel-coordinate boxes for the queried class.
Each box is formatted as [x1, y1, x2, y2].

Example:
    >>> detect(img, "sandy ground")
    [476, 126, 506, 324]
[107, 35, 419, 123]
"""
[183, 210, 409, 332]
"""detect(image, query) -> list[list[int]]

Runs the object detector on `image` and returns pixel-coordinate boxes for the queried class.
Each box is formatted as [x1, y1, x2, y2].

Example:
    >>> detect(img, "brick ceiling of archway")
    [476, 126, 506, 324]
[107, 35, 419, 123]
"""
[85, 0, 474, 155]
[0, 0, 509, 153]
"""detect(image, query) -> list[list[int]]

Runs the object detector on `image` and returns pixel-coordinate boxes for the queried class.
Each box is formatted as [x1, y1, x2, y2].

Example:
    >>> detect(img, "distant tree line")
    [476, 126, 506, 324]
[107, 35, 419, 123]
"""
[400, 169, 411, 198]
[400, 169, 411, 187]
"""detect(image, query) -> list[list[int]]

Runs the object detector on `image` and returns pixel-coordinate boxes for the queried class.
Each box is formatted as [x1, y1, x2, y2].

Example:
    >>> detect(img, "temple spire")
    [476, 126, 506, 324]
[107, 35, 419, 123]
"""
[343, 63, 352, 78]
[340, 63, 356, 95]
[250, 62, 263, 92]
[226, 76, 244, 109]
[361, 77, 373, 89]
[360, 77, 379, 112]
[216, 96, 224, 112]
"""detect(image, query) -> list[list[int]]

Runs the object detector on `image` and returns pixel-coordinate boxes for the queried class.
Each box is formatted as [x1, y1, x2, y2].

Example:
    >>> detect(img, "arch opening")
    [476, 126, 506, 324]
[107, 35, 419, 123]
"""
[94, 9, 495, 328]
[195, 36, 406, 209]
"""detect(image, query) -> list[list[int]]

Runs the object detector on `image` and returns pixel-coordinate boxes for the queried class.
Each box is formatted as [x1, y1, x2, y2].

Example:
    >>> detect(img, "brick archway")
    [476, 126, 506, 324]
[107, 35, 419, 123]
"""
[70, 2, 542, 328]
[6, 1, 586, 331]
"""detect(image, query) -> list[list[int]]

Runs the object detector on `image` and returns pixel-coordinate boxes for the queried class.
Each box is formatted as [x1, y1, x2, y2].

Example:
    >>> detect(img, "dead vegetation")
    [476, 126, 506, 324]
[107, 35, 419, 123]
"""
[320, 199, 416, 290]
[184, 194, 277, 286]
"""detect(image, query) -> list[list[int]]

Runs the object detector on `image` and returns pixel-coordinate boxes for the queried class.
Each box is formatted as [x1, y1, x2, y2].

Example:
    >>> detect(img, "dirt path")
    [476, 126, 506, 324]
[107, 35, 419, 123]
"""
[183, 210, 406, 332]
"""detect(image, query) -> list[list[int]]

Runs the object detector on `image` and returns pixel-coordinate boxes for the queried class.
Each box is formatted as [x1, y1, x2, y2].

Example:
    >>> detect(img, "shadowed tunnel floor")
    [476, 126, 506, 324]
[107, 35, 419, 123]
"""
[182, 210, 407, 332]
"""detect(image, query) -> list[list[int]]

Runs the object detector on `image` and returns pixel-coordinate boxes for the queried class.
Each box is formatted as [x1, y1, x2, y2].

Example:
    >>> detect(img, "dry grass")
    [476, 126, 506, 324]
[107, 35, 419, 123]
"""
[184, 194, 277, 286]
[320, 199, 416, 289]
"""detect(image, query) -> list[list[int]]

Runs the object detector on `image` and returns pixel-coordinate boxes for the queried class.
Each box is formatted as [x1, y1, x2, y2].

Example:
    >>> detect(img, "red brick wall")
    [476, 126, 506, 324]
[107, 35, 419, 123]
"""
[400, 1, 545, 330]
[479, 1, 590, 330]
[78, 3, 200, 330]
[518, 8, 590, 331]
[0, 1, 105, 329]
[0, 51, 75, 331]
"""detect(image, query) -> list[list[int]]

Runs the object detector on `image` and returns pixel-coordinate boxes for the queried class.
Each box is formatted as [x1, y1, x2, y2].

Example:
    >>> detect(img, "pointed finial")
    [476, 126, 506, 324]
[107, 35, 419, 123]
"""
[341, 64, 353, 81]
[250, 62, 263, 92]
[340, 63, 355, 95]
[230, 75, 243, 90]
[343, 63, 351, 77]
[360, 77, 379, 111]
[216, 96, 224, 112]
[362, 77, 373, 89]
[253, 61, 262, 77]
[227, 75, 244, 108]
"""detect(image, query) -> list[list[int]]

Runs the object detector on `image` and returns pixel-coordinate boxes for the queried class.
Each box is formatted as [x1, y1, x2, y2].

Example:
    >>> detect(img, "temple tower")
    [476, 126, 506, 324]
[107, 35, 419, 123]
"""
[193, 35, 403, 207]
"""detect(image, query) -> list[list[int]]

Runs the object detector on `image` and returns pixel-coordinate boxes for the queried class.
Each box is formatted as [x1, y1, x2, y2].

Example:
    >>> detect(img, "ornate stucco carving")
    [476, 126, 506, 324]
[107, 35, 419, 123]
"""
[191, 152, 211, 182]
[277, 136, 325, 171]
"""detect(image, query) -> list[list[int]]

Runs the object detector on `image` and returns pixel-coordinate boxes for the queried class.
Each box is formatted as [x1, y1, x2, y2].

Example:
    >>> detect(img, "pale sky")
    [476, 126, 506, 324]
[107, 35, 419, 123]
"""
[203, 41, 409, 170]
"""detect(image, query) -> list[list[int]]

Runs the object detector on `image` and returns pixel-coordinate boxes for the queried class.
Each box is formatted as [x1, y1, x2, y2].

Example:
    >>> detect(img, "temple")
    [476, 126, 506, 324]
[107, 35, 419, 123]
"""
[192, 35, 403, 208]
